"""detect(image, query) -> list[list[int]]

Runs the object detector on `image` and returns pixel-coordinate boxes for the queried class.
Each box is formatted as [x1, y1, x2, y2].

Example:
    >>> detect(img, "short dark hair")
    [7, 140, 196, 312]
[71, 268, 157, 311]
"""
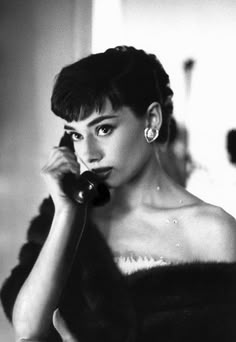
[168, 117, 178, 145]
[51, 46, 174, 143]
[226, 129, 236, 164]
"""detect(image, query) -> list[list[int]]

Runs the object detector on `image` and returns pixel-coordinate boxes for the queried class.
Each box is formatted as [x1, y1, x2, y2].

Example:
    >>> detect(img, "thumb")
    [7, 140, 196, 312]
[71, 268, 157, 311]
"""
[53, 309, 78, 342]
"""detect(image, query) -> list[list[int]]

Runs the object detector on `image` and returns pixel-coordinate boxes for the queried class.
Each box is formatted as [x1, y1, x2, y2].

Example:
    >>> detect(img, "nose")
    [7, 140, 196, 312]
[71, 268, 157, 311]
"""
[75, 135, 103, 166]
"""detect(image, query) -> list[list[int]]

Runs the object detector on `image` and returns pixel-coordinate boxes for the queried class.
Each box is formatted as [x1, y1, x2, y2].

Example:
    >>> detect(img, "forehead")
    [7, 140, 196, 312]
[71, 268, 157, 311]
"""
[64, 102, 143, 132]
[64, 100, 118, 130]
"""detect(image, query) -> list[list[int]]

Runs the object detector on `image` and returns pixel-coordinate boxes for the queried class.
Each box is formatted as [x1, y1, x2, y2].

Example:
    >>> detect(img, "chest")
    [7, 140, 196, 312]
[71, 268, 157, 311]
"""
[91, 207, 198, 261]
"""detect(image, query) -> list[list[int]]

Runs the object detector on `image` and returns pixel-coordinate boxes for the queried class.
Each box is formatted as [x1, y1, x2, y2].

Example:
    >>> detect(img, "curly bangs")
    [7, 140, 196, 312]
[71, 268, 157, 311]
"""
[51, 46, 174, 143]
[51, 64, 123, 122]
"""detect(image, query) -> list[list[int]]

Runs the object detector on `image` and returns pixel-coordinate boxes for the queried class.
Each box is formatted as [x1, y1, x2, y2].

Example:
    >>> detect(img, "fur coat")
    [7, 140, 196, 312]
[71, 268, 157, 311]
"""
[1, 197, 236, 342]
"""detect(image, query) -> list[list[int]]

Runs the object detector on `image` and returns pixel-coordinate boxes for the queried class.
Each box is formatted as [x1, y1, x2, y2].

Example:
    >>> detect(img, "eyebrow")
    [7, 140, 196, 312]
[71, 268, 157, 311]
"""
[64, 115, 118, 131]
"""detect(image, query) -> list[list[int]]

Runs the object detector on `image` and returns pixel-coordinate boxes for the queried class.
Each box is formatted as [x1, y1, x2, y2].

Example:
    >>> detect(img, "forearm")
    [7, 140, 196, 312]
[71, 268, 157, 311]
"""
[12, 204, 87, 340]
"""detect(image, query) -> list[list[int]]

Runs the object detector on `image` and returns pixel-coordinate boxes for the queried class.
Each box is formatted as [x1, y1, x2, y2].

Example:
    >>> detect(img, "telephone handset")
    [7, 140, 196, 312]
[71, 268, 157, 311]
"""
[59, 132, 110, 206]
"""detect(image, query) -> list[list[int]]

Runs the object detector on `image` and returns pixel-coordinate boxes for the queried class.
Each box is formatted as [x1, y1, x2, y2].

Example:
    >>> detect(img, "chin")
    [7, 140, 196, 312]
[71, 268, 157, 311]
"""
[105, 166, 140, 188]
[103, 174, 124, 189]
[104, 179, 119, 189]
[108, 174, 134, 189]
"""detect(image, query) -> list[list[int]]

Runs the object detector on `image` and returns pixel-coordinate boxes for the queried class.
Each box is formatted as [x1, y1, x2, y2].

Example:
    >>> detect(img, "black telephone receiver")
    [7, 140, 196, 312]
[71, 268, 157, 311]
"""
[59, 132, 110, 206]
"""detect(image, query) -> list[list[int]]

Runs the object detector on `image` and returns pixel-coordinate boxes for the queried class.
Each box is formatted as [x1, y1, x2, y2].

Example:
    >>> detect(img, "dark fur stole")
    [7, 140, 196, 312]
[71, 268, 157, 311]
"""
[1, 197, 236, 342]
[61, 225, 236, 342]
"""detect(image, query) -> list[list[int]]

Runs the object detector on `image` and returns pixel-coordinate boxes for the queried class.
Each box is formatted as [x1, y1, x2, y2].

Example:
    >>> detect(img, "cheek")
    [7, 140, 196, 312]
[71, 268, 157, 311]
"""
[110, 127, 150, 169]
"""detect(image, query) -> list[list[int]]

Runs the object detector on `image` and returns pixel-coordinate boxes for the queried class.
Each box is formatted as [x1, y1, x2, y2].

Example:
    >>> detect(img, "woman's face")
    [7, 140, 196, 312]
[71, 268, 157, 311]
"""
[64, 100, 152, 188]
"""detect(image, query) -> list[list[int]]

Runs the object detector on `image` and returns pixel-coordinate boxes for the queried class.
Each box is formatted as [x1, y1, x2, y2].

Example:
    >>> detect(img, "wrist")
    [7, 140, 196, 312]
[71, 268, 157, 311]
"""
[54, 202, 79, 216]
[51, 200, 88, 237]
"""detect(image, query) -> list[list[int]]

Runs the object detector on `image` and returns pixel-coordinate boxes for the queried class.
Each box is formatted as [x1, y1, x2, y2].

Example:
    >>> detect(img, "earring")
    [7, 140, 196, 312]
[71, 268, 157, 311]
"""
[144, 127, 159, 143]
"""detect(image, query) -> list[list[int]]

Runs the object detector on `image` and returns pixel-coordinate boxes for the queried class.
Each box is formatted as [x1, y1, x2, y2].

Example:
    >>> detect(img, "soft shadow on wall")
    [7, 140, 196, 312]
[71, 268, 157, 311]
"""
[0, 0, 92, 340]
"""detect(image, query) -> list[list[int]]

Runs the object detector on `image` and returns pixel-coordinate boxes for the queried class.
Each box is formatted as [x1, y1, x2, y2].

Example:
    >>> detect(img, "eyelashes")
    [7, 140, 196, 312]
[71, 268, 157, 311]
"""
[65, 124, 115, 142]
[69, 132, 83, 142]
[96, 124, 114, 136]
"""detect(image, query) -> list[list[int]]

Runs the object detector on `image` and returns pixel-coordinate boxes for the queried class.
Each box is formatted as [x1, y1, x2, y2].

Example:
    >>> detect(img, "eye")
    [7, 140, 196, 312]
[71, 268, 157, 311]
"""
[68, 132, 83, 142]
[97, 125, 114, 136]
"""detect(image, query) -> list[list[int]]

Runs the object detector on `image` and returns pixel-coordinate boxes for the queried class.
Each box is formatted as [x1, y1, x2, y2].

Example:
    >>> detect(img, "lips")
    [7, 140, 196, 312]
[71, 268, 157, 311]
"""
[92, 167, 112, 180]
[92, 167, 112, 173]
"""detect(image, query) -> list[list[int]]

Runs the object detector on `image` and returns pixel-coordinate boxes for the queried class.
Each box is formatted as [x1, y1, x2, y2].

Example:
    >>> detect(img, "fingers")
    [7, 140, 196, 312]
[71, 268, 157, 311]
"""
[42, 160, 80, 177]
[40, 147, 82, 208]
[41, 147, 80, 179]
[53, 309, 78, 342]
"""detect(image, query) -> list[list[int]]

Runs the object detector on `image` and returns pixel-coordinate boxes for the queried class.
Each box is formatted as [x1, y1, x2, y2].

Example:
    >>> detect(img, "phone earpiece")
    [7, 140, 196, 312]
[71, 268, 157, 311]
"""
[62, 171, 110, 206]
[59, 132, 74, 152]
[59, 133, 110, 206]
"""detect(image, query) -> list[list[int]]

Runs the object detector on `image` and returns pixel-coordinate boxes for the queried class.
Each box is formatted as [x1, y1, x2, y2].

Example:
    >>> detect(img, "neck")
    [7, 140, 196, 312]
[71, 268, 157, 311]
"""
[108, 152, 172, 211]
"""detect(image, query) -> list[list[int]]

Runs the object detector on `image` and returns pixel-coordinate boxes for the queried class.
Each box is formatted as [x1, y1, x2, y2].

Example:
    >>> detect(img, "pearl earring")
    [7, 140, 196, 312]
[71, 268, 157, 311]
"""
[144, 127, 159, 143]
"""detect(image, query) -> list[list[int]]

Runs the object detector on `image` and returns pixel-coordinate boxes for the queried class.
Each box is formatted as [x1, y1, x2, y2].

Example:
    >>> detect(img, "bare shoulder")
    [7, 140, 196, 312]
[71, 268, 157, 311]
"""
[197, 202, 236, 233]
[189, 202, 236, 262]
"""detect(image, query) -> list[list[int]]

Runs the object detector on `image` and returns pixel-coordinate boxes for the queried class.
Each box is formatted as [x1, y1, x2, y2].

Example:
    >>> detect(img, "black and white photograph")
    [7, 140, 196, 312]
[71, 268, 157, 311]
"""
[1, 1, 236, 341]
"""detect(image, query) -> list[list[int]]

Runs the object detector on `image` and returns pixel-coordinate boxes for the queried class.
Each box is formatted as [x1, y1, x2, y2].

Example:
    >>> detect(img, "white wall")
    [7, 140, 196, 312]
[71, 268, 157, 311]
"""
[92, 0, 236, 216]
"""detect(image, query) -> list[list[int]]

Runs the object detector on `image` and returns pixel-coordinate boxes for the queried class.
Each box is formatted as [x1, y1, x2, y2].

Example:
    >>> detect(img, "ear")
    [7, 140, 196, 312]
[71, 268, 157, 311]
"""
[146, 102, 162, 130]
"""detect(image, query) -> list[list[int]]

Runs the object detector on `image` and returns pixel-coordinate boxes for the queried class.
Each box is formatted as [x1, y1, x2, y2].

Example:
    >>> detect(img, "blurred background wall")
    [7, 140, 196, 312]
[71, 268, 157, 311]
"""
[0, 0, 92, 339]
[1, 0, 236, 340]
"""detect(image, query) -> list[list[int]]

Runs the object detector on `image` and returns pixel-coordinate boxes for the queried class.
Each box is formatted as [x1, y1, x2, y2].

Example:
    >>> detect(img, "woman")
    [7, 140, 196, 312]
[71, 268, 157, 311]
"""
[1, 46, 236, 342]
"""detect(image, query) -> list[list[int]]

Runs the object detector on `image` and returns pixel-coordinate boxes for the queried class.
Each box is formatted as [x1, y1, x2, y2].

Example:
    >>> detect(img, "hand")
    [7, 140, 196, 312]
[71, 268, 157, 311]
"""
[53, 309, 79, 342]
[41, 147, 80, 210]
